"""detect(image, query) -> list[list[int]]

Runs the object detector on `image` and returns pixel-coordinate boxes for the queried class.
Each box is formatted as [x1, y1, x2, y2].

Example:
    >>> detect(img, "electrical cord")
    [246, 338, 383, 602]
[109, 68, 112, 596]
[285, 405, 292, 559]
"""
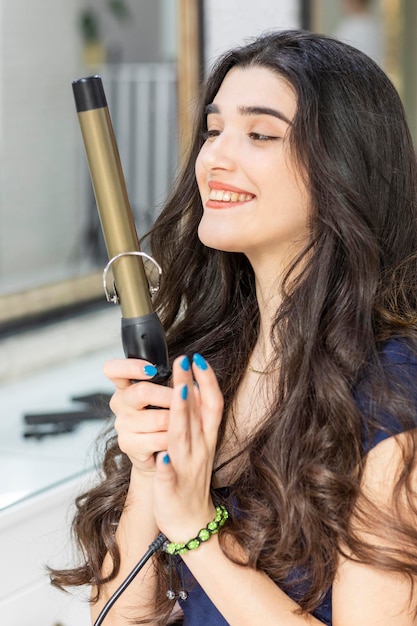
[93, 532, 167, 626]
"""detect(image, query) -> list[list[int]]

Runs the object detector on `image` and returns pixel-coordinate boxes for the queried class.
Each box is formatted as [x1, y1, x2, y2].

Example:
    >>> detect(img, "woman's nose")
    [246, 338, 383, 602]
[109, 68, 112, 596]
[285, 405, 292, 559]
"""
[200, 132, 237, 171]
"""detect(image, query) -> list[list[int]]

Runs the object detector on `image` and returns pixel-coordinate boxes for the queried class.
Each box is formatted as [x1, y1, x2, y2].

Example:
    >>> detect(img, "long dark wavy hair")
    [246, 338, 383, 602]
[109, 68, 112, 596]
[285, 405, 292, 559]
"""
[50, 30, 417, 621]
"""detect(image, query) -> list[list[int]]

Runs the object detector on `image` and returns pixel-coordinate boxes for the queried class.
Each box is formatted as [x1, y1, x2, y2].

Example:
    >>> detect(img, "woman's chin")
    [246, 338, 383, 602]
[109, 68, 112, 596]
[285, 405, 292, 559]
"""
[198, 232, 241, 253]
[197, 221, 244, 253]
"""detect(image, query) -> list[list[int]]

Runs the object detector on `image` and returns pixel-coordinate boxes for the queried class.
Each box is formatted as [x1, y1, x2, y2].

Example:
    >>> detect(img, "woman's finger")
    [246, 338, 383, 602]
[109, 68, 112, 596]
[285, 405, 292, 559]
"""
[108, 376, 172, 429]
[167, 356, 196, 457]
[113, 407, 169, 434]
[103, 358, 164, 389]
[117, 430, 168, 460]
[192, 353, 224, 437]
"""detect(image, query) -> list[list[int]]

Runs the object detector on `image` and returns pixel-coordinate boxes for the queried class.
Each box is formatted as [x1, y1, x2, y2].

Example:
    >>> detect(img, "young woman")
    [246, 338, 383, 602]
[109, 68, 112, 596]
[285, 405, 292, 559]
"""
[51, 30, 417, 625]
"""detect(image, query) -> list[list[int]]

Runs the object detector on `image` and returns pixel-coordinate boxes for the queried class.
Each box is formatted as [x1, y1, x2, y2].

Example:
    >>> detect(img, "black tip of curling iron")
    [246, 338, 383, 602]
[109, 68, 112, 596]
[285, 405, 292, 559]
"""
[72, 75, 107, 112]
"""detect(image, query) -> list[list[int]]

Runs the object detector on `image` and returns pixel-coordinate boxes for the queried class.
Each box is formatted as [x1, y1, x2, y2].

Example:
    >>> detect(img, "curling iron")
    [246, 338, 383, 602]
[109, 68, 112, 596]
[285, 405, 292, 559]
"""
[72, 75, 169, 624]
[72, 75, 169, 376]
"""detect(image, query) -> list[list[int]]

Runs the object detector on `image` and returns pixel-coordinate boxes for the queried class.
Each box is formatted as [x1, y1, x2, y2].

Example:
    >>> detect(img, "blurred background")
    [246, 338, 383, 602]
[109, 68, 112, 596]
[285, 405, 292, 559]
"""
[1, 0, 416, 337]
[0, 0, 179, 330]
[0, 1, 416, 623]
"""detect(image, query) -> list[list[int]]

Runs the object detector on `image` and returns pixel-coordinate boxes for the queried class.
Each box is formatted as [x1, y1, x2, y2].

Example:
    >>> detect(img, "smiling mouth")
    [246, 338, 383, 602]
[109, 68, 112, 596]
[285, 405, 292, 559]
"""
[208, 189, 254, 203]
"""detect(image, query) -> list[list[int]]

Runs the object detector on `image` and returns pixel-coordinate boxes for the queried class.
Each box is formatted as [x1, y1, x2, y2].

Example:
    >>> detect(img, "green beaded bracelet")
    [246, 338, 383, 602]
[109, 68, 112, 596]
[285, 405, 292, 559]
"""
[165, 505, 229, 556]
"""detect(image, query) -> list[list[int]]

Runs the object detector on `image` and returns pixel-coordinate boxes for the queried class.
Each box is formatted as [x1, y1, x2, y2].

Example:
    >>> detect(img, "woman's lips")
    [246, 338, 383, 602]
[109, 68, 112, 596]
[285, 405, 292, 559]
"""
[207, 181, 255, 208]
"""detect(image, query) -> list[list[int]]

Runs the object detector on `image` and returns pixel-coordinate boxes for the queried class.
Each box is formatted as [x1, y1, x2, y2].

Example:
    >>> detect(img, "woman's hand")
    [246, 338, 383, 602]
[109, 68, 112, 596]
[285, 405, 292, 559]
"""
[153, 354, 224, 543]
[103, 358, 173, 475]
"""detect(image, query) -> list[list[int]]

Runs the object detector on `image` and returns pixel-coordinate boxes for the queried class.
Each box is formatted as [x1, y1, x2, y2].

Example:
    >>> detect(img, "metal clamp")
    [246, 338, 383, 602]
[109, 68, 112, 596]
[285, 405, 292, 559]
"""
[103, 251, 162, 305]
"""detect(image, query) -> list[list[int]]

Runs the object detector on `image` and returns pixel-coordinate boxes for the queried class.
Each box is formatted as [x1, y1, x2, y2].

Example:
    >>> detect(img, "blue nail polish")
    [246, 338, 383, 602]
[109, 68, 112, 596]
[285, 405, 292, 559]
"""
[181, 384, 188, 400]
[143, 364, 157, 377]
[193, 353, 208, 371]
[180, 355, 190, 371]
[162, 453, 170, 464]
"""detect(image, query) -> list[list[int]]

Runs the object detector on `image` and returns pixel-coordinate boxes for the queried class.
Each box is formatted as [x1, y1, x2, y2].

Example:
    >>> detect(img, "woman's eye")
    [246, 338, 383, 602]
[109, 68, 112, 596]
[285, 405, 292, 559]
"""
[201, 129, 220, 141]
[249, 132, 279, 142]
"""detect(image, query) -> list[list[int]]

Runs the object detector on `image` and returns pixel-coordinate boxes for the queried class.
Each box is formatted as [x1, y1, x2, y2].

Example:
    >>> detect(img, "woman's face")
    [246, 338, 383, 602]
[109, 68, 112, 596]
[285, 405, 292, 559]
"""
[195, 65, 311, 273]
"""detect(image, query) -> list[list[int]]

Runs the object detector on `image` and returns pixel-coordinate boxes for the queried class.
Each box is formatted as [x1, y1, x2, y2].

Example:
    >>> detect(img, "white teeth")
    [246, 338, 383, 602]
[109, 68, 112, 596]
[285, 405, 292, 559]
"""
[209, 188, 253, 203]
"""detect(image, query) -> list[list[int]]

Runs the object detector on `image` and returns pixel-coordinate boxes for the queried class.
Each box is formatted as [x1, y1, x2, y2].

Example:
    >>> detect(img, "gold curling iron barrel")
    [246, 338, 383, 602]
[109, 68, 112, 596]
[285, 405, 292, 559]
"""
[72, 76, 169, 372]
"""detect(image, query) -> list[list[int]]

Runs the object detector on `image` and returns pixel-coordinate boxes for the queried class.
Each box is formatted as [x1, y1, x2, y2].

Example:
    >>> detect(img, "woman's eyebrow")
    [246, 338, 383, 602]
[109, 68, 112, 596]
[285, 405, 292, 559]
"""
[239, 105, 292, 126]
[204, 103, 292, 126]
[204, 103, 220, 116]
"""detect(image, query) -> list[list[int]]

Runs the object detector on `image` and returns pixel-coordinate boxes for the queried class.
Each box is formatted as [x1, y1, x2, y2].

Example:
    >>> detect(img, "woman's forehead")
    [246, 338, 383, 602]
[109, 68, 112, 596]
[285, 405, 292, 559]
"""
[211, 65, 297, 122]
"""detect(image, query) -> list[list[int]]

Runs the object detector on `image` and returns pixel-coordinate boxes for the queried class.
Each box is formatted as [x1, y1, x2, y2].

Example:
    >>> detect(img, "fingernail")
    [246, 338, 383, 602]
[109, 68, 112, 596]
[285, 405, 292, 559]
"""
[193, 353, 208, 370]
[143, 364, 158, 377]
[181, 384, 188, 400]
[180, 355, 190, 371]
[162, 453, 170, 464]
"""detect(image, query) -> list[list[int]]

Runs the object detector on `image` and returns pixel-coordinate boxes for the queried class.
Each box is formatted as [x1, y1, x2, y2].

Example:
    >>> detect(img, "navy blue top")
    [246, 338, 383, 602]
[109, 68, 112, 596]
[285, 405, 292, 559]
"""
[177, 339, 417, 625]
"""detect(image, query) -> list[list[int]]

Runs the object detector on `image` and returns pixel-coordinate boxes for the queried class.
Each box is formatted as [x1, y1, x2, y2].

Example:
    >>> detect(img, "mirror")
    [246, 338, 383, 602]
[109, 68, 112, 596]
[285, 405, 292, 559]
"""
[0, 0, 202, 330]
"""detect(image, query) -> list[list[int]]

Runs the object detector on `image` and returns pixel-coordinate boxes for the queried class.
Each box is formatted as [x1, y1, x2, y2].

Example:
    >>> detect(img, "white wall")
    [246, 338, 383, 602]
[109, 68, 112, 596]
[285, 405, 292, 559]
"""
[204, 0, 301, 70]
